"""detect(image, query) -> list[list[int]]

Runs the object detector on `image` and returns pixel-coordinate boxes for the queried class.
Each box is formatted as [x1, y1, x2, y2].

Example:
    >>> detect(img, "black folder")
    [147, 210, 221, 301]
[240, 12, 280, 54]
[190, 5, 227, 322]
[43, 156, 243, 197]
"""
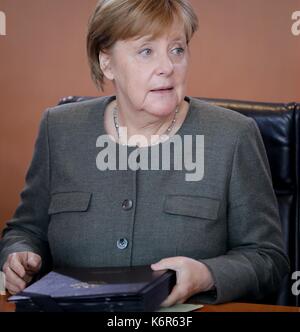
[8, 265, 176, 312]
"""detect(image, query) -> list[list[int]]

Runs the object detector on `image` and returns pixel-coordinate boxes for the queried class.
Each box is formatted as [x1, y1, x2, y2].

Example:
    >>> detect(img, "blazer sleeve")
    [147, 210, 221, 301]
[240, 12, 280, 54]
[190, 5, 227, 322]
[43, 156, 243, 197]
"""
[0, 109, 52, 273]
[193, 118, 290, 304]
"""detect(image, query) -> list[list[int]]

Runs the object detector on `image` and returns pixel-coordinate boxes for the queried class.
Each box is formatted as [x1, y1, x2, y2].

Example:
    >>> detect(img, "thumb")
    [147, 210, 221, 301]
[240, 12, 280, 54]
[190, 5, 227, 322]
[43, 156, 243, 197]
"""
[151, 262, 164, 271]
[26, 253, 42, 272]
[151, 258, 174, 271]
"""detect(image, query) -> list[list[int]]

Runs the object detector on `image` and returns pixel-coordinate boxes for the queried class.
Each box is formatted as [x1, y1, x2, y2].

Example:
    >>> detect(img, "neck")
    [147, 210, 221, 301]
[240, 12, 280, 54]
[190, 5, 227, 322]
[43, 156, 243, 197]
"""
[113, 99, 184, 146]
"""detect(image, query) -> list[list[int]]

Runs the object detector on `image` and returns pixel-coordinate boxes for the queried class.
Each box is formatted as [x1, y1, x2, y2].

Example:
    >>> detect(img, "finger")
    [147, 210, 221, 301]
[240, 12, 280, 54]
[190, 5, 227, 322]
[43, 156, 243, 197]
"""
[4, 266, 27, 293]
[10, 269, 32, 284]
[177, 297, 189, 304]
[7, 254, 33, 283]
[9, 255, 27, 280]
[160, 284, 184, 307]
[5, 281, 20, 295]
[151, 257, 183, 272]
[22, 273, 33, 284]
[26, 253, 42, 273]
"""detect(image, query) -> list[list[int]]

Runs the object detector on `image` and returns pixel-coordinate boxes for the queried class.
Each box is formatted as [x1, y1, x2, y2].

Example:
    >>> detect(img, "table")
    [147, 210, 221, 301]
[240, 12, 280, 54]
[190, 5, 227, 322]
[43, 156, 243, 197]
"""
[1, 295, 300, 312]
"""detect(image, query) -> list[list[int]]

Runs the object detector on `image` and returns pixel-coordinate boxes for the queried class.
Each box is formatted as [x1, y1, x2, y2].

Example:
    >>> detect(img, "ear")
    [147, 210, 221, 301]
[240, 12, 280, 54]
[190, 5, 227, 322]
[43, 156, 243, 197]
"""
[99, 51, 114, 81]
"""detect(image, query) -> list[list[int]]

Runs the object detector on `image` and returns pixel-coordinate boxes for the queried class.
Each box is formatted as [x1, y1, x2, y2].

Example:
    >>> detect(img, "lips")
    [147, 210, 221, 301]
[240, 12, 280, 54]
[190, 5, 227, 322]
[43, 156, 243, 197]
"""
[151, 87, 174, 92]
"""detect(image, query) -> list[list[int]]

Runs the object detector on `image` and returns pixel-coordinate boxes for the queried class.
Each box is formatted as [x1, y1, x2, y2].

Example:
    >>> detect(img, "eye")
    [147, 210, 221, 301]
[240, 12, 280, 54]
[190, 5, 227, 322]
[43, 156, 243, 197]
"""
[171, 47, 185, 56]
[139, 48, 152, 56]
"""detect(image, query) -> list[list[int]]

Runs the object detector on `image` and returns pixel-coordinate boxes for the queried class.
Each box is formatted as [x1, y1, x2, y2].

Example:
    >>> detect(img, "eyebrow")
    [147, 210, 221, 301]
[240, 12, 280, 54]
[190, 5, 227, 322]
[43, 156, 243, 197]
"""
[134, 35, 186, 45]
[171, 38, 186, 43]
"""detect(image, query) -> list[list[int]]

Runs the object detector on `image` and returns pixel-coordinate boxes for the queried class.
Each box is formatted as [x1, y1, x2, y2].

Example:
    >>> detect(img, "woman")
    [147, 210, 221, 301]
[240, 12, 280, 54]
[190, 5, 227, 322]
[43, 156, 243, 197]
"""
[0, 0, 289, 307]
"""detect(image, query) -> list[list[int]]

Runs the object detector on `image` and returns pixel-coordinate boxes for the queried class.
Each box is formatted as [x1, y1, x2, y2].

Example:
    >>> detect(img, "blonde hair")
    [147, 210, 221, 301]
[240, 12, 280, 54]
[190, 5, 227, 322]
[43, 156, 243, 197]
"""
[87, 0, 199, 90]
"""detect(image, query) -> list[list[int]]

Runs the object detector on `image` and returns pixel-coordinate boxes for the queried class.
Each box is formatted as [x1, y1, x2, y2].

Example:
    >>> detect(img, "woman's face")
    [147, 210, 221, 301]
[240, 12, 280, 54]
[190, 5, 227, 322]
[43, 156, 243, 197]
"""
[101, 22, 189, 117]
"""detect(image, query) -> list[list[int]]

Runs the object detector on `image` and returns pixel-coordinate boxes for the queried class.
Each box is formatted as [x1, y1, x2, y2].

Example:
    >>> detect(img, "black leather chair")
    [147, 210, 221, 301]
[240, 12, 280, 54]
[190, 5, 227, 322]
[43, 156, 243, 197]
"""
[58, 96, 300, 306]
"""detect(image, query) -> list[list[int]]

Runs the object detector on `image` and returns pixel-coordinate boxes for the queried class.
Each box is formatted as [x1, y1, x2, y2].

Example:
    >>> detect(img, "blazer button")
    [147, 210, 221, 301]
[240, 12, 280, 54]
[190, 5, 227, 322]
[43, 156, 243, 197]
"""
[117, 238, 128, 250]
[122, 199, 133, 211]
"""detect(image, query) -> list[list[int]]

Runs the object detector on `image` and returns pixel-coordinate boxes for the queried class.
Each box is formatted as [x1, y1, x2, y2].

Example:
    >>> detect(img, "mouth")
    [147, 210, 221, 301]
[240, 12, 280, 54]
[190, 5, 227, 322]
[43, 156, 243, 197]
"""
[150, 87, 174, 93]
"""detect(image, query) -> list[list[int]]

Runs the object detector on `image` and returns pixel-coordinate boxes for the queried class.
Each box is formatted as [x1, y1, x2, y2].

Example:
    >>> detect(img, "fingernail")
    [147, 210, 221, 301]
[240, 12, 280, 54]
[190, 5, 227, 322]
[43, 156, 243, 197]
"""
[28, 259, 38, 267]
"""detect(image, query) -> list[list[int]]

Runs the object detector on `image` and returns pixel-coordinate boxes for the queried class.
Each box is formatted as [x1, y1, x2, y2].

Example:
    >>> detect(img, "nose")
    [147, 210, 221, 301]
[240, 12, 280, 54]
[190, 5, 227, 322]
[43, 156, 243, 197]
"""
[155, 52, 174, 76]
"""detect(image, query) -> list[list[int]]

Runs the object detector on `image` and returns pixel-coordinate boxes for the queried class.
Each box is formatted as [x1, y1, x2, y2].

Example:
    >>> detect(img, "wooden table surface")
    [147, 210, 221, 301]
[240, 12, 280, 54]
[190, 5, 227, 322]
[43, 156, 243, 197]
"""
[1, 295, 300, 312]
[199, 302, 300, 312]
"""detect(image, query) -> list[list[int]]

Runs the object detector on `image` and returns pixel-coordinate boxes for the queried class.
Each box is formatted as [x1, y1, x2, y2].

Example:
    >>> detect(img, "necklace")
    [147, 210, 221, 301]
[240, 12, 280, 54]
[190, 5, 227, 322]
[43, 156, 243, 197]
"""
[113, 104, 179, 146]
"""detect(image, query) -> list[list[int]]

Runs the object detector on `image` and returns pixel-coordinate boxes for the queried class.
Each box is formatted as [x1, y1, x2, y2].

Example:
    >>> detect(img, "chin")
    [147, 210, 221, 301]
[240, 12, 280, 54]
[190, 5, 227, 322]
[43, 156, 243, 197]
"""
[146, 101, 179, 117]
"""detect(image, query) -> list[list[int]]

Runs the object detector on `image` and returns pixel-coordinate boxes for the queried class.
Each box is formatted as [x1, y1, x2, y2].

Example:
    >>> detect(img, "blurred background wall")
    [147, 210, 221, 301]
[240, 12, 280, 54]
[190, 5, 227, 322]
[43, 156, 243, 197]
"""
[0, 0, 300, 230]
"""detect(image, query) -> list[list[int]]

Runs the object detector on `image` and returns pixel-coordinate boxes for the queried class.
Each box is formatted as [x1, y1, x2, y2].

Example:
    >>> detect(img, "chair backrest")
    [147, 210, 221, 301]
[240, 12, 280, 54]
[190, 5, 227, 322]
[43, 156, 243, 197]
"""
[200, 98, 300, 307]
[58, 96, 300, 306]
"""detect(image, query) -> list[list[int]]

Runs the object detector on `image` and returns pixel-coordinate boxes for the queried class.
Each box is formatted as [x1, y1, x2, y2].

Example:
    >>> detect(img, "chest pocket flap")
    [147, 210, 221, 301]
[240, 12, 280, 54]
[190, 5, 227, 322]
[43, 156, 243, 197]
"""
[163, 195, 220, 220]
[48, 192, 92, 214]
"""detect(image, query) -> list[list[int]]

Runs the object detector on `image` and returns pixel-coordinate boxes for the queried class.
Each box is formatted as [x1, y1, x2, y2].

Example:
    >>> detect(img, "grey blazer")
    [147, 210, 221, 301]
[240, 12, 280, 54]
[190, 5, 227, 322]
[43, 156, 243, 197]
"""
[0, 96, 289, 304]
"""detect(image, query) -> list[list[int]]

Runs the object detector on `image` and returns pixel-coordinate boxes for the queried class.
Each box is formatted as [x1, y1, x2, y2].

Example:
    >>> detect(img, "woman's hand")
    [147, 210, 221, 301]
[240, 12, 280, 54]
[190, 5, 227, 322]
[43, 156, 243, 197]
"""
[2, 252, 42, 295]
[151, 256, 215, 307]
